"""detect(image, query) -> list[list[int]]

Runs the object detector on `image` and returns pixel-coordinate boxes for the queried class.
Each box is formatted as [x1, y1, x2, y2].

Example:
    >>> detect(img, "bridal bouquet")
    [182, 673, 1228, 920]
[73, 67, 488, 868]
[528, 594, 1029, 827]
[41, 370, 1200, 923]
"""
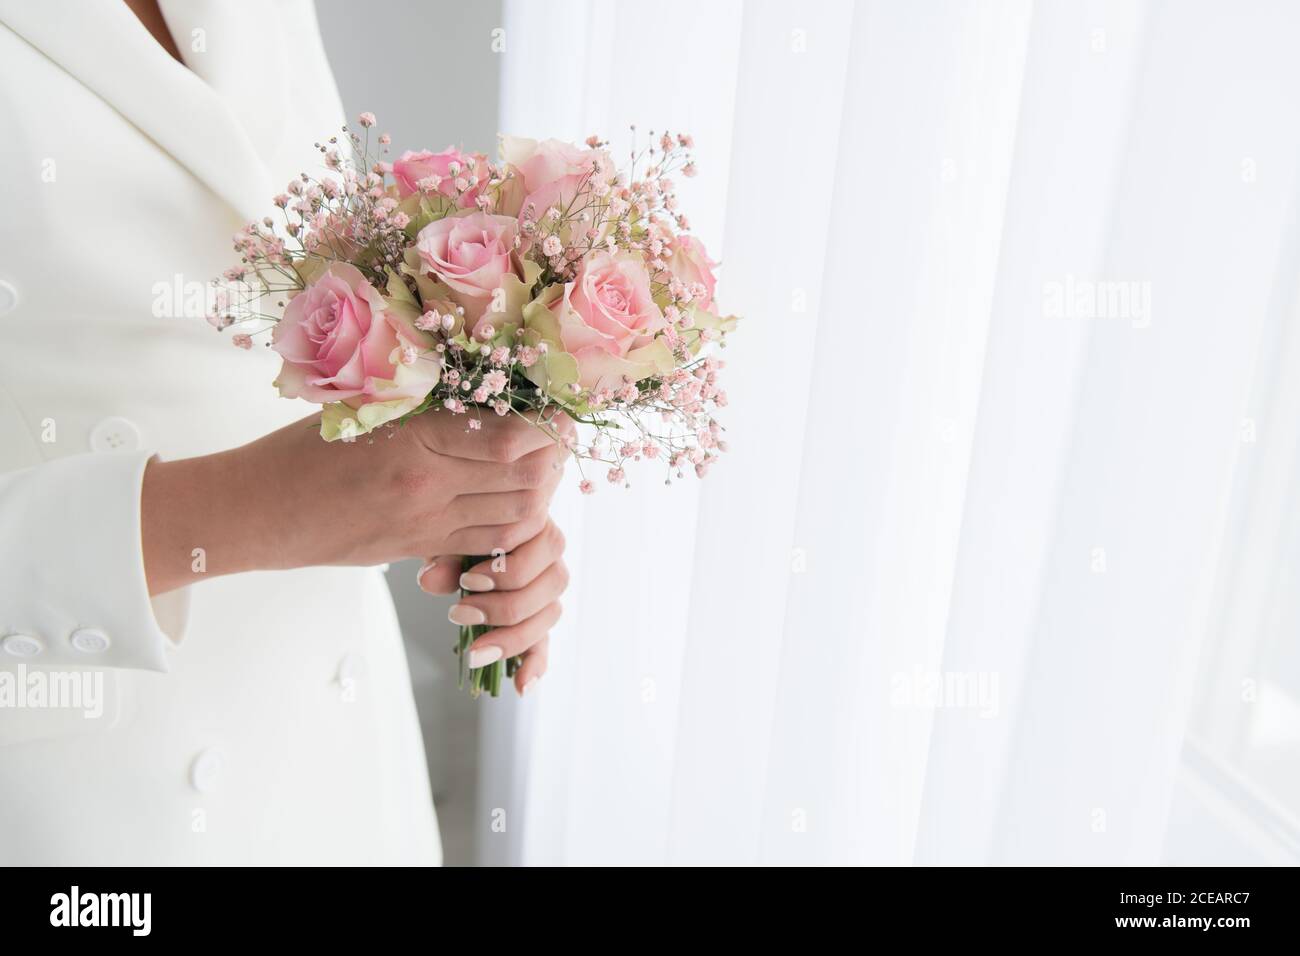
[208, 113, 738, 696]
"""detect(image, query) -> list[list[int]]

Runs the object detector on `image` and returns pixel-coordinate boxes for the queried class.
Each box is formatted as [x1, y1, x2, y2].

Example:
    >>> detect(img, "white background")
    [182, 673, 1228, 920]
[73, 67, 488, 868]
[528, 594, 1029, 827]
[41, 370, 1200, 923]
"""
[321, 0, 1300, 866]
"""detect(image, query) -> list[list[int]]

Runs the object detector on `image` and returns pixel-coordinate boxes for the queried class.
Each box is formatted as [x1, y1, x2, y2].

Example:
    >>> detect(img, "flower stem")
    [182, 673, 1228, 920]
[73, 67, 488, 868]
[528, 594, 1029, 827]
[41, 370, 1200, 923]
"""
[457, 554, 522, 698]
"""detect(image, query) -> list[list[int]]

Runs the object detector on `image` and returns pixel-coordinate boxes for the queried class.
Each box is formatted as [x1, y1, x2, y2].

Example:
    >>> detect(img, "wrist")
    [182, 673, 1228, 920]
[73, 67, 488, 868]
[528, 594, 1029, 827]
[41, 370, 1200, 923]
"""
[141, 447, 266, 594]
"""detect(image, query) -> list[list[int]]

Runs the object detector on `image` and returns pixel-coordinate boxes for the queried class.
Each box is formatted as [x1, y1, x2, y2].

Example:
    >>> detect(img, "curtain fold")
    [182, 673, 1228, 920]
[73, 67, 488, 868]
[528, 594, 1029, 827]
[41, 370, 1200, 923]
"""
[916, 0, 1150, 865]
[487, 0, 1300, 865]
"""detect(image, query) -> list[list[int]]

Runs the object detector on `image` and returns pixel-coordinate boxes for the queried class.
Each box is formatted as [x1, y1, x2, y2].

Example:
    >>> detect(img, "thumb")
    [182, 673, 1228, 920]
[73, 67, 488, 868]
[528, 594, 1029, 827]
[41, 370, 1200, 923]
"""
[416, 556, 462, 595]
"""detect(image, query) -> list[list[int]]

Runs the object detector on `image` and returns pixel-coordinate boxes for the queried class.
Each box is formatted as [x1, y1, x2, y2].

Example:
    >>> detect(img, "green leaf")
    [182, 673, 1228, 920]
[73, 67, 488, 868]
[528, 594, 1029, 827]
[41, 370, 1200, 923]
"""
[521, 284, 565, 345]
[385, 266, 418, 306]
[525, 348, 579, 397]
[292, 255, 331, 286]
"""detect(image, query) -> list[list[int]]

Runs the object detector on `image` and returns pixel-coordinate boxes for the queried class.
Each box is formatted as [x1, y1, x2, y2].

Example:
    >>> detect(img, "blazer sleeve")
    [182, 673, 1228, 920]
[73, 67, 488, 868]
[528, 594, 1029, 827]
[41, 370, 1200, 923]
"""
[0, 449, 189, 671]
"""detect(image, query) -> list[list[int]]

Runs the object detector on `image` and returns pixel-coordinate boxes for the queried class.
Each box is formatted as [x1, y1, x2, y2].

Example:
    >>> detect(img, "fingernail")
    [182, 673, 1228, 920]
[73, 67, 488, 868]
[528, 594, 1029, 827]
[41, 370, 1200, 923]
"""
[521, 676, 540, 696]
[468, 645, 503, 668]
[416, 560, 437, 591]
[459, 572, 495, 592]
[449, 603, 487, 626]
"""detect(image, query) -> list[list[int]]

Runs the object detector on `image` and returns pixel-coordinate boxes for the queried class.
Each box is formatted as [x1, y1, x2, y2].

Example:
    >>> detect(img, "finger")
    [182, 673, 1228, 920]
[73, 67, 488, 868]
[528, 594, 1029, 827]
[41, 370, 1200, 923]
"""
[445, 510, 549, 557]
[459, 520, 564, 592]
[514, 635, 549, 696]
[443, 441, 567, 494]
[451, 560, 568, 627]
[417, 408, 558, 462]
[454, 445, 563, 518]
[451, 488, 548, 528]
[467, 600, 561, 665]
[416, 556, 461, 595]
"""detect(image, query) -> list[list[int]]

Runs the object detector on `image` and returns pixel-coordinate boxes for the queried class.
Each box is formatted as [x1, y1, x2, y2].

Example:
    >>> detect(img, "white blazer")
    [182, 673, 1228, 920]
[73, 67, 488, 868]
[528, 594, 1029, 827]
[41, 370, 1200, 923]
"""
[0, 0, 441, 864]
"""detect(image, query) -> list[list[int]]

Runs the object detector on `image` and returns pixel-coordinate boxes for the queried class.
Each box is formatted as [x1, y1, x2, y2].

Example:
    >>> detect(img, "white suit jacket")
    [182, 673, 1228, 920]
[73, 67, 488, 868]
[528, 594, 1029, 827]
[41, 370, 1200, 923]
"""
[0, 0, 440, 865]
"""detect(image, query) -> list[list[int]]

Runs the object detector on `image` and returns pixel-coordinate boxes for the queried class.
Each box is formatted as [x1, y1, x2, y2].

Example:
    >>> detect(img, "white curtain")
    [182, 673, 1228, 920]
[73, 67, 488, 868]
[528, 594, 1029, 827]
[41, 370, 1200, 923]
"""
[479, 0, 1300, 865]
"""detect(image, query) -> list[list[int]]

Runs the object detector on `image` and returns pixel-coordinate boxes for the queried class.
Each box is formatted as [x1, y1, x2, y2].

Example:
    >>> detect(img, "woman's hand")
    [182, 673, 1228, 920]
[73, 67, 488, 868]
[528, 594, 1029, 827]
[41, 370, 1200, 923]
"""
[141, 410, 571, 596]
[416, 518, 568, 695]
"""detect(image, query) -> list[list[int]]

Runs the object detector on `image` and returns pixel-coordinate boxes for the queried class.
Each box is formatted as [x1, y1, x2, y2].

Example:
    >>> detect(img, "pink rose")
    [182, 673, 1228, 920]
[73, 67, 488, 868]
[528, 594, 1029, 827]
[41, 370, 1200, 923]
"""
[666, 235, 719, 313]
[392, 147, 488, 207]
[415, 212, 523, 329]
[504, 137, 612, 194]
[498, 136, 613, 223]
[272, 261, 436, 407]
[551, 250, 667, 388]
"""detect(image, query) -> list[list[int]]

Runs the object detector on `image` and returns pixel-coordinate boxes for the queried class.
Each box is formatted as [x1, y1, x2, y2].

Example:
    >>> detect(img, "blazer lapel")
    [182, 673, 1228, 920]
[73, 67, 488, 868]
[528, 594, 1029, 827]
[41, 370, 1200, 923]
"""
[157, 0, 291, 175]
[0, 0, 276, 223]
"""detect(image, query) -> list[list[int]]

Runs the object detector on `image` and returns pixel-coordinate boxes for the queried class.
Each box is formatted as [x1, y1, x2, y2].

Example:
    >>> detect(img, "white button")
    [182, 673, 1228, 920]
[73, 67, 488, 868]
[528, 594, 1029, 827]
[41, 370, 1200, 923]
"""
[89, 416, 142, 452]
[69, 627, 111, 654]
[189, 748, 225, 793]
[2, 633, 43, 657]
[0, 279, 18, 316]
[337, 651, 365, 685]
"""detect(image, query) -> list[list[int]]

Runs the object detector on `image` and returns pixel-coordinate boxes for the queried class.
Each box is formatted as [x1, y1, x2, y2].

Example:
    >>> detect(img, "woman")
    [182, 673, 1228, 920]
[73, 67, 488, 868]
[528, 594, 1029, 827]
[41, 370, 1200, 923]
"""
[0, 0, 567, 864]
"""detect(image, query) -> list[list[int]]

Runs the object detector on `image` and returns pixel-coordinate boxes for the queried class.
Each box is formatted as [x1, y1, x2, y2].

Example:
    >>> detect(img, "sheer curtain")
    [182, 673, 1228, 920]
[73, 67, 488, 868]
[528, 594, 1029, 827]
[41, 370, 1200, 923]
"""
[479, 0, 1300, 865]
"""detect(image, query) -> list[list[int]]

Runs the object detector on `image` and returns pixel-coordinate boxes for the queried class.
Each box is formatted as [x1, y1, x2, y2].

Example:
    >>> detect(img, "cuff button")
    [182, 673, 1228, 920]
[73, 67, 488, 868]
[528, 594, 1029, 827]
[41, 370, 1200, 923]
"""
[2, 633, 44, 657]
[70, 628, 111, 654]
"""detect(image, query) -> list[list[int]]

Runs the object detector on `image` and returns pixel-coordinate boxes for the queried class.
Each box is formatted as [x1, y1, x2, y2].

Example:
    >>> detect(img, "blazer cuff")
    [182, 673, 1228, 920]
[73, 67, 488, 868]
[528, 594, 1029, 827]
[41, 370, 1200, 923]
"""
[0, 450, 190, 671]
